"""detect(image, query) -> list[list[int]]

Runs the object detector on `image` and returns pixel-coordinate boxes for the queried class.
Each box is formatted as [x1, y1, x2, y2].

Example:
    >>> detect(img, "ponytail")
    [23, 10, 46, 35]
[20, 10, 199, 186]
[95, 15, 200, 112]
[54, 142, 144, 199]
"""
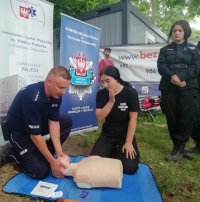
[119, 78, 132, 87]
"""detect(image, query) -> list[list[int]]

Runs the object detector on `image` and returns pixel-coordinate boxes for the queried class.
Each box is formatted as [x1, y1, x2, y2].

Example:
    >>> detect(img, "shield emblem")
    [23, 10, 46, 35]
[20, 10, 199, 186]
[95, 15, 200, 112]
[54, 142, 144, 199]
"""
[76, 54, 86, 76]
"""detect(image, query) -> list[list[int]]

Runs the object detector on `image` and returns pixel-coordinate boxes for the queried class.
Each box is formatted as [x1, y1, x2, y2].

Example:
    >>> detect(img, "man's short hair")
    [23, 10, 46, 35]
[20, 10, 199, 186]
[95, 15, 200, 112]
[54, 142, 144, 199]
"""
[104, 48, 111, 52]
[46, 66, 71, 80]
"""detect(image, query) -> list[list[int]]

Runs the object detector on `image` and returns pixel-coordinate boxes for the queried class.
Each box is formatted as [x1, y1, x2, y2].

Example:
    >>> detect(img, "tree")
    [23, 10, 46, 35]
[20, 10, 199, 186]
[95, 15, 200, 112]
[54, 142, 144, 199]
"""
[131, 0, 200, 40]
[190, 29, 200, 42]
[48, 0, 200, 41]
[48, 0, 117, 27]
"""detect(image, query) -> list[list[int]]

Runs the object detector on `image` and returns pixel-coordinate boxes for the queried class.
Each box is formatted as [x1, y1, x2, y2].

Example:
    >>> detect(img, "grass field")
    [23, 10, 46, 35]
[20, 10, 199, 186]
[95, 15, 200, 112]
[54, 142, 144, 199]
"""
[0, 112, 200, 202]
[136, 113, 200, 202]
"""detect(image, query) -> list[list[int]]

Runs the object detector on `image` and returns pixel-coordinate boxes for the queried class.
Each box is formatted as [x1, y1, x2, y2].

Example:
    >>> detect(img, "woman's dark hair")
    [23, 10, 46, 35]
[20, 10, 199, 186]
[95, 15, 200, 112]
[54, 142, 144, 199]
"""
[167, 20, 191, 43]
[100, 66, 132, 87]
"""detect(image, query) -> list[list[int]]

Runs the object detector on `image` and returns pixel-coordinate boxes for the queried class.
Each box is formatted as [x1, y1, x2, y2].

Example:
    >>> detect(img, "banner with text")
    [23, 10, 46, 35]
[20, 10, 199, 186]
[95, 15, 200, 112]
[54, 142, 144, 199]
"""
[0, 0, 54, 144]
[0, 0, 54, 84]
[60, 14, 101, 134]
[100, 45, 162, 96]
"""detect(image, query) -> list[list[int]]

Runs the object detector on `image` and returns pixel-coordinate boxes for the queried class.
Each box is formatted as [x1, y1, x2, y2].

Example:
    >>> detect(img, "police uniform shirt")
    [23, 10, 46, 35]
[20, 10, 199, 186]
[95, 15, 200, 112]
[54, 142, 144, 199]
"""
[157, 41, 199, 91]
[6, 82, 62, 135]
[96, 86, 140, 138]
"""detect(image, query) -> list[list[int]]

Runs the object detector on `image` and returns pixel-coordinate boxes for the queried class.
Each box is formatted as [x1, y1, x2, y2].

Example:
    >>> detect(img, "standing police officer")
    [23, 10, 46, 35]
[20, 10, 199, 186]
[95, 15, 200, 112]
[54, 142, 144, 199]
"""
[157, 20, 200, 162]
[5, 66, 73, 179]
[190, 41, 200, 152]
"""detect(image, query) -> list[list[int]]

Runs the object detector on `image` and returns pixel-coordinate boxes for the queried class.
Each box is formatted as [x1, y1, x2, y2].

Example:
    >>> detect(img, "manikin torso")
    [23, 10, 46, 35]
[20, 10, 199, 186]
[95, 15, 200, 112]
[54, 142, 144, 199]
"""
[60, 156, 123, 189]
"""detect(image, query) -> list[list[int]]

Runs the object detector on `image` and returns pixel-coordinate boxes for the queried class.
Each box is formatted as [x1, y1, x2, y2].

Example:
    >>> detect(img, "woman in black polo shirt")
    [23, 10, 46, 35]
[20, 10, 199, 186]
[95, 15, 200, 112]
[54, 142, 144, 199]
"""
[91, 66, 140, 174]
[157, 20, 200, 162]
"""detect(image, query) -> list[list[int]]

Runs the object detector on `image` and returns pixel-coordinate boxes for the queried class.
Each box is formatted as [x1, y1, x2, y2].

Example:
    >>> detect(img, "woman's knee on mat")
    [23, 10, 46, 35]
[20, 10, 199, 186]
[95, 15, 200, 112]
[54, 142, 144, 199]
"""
[123, 162, 139, 175]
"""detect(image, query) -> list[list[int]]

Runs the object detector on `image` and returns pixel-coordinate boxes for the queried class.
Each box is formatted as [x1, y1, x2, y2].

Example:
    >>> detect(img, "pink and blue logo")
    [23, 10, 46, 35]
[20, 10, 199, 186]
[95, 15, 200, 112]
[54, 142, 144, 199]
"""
[10, 0, 45, 26]
[19, 6, 36, 19]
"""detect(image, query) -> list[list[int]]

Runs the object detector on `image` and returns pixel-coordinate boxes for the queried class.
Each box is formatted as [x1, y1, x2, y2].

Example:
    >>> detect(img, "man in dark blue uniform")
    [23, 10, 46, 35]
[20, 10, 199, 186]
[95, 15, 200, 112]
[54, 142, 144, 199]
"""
[5, 66, 73, 179]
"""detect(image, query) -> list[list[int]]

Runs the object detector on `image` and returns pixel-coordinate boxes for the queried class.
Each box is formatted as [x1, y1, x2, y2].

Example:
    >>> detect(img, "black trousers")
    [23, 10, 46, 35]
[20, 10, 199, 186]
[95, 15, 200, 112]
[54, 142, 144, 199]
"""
[91, 134, 139, 175]
[160, 90, 198, 145]
[191, 92, 200, 144]
[8, 115, 72, 179]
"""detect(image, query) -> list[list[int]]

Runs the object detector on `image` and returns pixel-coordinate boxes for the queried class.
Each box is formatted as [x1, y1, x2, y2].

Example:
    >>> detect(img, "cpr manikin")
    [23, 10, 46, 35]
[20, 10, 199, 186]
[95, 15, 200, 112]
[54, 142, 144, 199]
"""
[59, 156, 123, 189]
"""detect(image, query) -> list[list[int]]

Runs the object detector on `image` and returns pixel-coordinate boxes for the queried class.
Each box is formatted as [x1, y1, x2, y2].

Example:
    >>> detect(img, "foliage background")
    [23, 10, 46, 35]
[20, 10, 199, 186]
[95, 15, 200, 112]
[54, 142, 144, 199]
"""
[48, 0, 200, 41]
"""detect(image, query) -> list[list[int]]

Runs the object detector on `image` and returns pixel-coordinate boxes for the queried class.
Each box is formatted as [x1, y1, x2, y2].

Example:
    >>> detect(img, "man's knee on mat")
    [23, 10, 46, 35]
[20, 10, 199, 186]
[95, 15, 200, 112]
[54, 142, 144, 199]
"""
[19, 161, 50, 179]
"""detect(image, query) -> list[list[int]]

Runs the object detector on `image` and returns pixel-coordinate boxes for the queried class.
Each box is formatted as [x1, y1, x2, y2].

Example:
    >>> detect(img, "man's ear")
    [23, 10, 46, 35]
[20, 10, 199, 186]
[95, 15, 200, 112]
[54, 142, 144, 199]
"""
[46, 78, 53, 86]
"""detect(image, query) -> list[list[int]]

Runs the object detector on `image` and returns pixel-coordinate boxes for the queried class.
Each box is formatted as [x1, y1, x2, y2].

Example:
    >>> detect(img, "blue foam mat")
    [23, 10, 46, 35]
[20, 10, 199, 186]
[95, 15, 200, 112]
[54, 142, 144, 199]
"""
[3, 156, 163, 202]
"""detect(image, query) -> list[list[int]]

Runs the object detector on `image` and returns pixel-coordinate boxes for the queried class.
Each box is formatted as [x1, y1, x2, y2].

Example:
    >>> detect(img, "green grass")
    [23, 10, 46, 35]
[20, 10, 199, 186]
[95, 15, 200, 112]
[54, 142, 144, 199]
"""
[83, 112, 200, 202]
[137, 112, 200, 202]
[1, 112, 199, 202]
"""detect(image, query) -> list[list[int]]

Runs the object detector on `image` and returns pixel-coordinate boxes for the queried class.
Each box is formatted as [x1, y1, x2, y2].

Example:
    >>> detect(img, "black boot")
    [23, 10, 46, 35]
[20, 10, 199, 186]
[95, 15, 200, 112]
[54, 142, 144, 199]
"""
[166, 142, 186, 162]
[186, 141, 200, 153]
[183, 149, 194, 160]
[193, 140, 200, 152]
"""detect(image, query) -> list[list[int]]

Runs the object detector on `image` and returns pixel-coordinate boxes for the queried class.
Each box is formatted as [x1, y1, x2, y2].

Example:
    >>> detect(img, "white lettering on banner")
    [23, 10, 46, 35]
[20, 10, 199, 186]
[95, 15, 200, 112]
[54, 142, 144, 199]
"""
[68, 35, 96, 47]
[68, 35, 80, 42]
[65, 26, 98, 41]
[68, 106, 93, 114]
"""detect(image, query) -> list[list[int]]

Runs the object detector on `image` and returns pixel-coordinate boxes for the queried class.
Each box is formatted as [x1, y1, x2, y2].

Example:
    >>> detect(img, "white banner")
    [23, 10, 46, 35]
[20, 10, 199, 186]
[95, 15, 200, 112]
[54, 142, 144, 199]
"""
[0, 0, 54, 84]
[99, 45, 164, 96]
[0, 0, 54, 144]
[100, 45, 162, 83]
